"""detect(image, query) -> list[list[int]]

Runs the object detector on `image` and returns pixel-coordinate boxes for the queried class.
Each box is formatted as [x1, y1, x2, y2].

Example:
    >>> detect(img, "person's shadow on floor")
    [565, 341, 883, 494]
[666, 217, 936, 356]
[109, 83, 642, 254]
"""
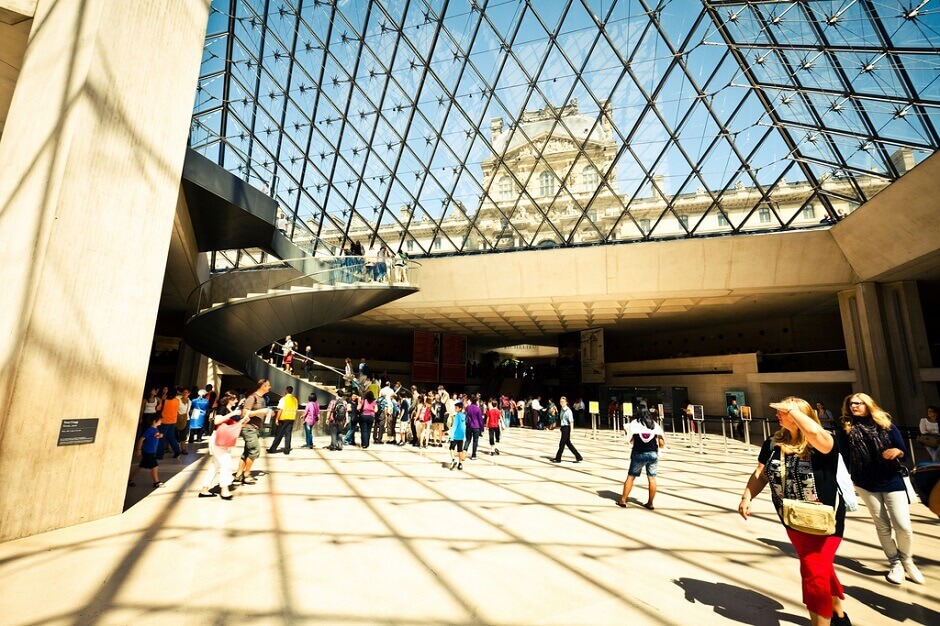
[844, 585, 940, 625]
[674, 578, 810, 626]
[757, 537, 882, 576]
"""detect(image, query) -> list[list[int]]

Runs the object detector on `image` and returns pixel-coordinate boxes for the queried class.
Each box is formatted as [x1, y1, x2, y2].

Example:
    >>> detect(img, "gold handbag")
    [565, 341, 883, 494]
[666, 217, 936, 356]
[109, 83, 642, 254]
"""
[779, 450, 838, 536]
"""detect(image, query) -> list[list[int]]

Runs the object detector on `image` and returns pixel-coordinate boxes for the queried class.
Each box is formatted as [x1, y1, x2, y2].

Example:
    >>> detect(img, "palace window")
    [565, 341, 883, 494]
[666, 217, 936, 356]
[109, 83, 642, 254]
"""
[758, 207, 772, 223]
[539, 171, 555, 197]
[499, 176, 512, 200]
[581, 165, 599, 191]
[802, 204, 816, 219]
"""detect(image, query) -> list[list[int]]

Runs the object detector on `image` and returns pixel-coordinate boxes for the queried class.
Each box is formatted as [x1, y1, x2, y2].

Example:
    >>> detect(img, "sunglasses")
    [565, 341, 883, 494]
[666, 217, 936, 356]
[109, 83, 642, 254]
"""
[849, 401, 865, 406]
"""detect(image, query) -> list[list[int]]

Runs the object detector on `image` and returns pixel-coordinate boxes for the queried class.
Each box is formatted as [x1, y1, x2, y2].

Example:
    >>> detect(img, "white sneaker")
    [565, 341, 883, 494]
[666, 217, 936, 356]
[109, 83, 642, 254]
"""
[902, 560, 925, 584]
[886, 562, 905, 585]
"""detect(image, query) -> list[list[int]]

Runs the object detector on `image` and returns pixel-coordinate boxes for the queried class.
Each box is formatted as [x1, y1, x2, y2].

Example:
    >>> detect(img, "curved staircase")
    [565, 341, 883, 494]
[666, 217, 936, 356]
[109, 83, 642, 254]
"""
[183, 257, 418, 405]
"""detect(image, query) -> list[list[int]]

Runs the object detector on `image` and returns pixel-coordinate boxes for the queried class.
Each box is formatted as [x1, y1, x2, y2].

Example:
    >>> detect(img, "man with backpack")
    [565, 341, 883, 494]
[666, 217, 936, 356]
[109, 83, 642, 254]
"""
[327, 393, 348, 451]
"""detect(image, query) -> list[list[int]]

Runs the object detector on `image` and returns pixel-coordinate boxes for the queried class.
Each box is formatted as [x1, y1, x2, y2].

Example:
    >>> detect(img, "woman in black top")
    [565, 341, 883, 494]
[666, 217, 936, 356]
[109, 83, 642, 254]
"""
[739, 397, 850, 626]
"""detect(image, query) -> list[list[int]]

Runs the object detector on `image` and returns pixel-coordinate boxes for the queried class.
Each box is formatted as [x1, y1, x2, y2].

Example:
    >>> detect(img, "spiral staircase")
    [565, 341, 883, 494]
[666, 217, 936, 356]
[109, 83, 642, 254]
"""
[180, 149, 418, 406]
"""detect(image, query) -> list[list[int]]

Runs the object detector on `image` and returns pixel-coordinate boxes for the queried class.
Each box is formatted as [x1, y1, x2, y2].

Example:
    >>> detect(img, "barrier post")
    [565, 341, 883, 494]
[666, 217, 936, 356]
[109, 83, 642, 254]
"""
[698, 420, 706, 455]
[591, 412, 598, 440]
[721, 418, 729, 454]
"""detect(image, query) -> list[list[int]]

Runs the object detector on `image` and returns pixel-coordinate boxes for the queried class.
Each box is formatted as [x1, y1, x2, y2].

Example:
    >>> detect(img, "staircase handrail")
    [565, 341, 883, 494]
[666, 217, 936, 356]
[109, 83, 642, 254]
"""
[186, 255, 420, 319]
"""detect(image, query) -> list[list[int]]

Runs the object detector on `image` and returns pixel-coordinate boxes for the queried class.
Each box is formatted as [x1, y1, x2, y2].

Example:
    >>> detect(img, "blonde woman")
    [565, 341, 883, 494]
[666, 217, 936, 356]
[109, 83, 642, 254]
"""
[739, 397, 849, 626]
[836, 393, 922, 585]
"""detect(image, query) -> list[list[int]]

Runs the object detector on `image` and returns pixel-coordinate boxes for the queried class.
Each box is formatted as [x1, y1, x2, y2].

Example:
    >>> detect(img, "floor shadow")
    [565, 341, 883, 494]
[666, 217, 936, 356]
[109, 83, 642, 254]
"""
[757, 538, 882, 576]
[674, 578, 810, 626]
[596, 489, 620, 502]
[844, 585, 940, 625]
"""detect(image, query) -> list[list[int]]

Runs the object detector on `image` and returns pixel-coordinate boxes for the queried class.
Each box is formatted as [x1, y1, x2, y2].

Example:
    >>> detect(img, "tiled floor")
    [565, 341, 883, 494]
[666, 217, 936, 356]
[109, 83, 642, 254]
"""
[1, 428, 937, 625]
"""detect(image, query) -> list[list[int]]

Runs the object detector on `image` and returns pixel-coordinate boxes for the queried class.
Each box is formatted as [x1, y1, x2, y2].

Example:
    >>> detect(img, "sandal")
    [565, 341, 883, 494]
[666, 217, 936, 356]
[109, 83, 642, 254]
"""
[197, 492, 217, 498]
[615, 501, 627, 508]
[643, 503, 655, 510]
[153, 482, 166, 488]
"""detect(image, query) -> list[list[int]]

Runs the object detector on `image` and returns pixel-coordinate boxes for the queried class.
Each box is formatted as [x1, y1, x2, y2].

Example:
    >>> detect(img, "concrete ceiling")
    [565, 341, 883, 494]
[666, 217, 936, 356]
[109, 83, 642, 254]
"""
[343, 288, 841, 340]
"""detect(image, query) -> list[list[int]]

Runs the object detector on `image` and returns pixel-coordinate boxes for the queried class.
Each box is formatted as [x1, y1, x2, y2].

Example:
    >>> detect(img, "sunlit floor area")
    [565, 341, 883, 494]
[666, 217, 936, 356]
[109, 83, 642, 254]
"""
[1, 428, 937, 626]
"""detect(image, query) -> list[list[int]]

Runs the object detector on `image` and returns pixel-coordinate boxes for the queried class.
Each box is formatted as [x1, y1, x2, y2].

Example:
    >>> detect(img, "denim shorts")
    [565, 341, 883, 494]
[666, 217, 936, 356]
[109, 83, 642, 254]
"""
[628, 450, 659, 477]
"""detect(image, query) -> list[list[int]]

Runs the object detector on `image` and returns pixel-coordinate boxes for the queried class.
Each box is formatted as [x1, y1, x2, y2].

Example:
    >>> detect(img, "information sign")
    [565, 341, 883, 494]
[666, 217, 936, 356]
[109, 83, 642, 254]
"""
[57, 419, 99, 446]
[692, 405, 705, 421]
[741, 406, 752, 421]
[588, 401, 599, 414]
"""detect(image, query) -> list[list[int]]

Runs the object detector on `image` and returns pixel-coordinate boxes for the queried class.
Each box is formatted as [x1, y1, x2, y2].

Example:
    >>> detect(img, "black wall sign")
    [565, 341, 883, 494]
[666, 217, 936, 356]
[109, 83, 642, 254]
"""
[57, 419, 99, 446]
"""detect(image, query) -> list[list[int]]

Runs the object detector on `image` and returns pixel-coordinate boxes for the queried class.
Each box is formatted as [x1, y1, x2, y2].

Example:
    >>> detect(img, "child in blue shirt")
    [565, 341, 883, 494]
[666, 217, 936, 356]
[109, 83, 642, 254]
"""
[448, 399, 467, 470]
[129, 415, 165, 488]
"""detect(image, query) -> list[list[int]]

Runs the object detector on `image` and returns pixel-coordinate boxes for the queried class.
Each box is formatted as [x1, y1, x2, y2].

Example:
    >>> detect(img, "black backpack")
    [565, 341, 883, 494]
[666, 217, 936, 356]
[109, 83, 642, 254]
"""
[332, 400, 347, 422]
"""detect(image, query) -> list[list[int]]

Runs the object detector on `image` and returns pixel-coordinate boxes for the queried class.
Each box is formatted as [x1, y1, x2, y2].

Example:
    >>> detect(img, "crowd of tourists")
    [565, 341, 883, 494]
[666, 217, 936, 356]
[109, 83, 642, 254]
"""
[131, 377, 938, 626]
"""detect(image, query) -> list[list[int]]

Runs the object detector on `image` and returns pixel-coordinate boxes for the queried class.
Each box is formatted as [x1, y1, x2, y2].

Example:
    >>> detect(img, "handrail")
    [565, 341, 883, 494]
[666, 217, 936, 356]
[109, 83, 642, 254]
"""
[265, 340, 346, 378]
[185, 255, 420, 319]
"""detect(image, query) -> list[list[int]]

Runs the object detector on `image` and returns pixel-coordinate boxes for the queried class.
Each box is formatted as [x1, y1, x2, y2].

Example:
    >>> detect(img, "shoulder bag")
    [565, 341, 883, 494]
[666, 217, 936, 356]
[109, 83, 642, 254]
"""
[215, 420, 243, 448]
[780, 450, 838, 536]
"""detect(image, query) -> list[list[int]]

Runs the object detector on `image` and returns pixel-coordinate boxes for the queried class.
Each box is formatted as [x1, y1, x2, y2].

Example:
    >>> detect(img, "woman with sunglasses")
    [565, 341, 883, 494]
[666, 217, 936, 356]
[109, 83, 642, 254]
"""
[836, 393, 923, 585]
[739, 397, 850, 626]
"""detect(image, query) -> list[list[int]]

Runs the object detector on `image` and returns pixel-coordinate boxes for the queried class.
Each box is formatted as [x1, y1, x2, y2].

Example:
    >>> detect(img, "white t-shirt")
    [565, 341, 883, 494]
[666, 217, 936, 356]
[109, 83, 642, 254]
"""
[380, 385, 394, 400]
[283, 340, 294, 355]
[530, 399, 543, 411]
[921, 418, 939, 436]
[177, 398, 191, 415]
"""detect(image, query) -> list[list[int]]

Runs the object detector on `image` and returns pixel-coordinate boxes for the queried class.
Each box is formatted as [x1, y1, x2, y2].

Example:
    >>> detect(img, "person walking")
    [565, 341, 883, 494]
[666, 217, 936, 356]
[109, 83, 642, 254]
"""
[198, 392, 247, 500]
[616, 408, 665, 509]
[268, 385, 298, 455]
[129, 415, 165, 489]
[235, 379, 271, 485]
[328, 393, 348, 451]
[836, 393, 923, 585]
[176, 388, 192, 454]
[302, 393, 319, 449]
[551, 396, 583, 464]
[486, 400, 502, 455]
[465, 398, 485, 460]
[739, 397, 850, 626]
[156, 387, 182, 459]
[448, 399, 467, 470]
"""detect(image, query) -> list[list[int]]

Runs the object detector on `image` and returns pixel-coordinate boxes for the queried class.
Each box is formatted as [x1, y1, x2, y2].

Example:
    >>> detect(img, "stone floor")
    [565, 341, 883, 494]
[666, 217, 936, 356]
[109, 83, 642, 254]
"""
[1, 428, 937, 625]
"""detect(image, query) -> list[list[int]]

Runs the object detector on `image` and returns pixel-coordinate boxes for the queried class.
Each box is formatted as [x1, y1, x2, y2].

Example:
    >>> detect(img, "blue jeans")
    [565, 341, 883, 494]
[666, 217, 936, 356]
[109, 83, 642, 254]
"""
[344, 415, 359, 445]
[304, 422, 314, 447]
[156, 423, 180, 458]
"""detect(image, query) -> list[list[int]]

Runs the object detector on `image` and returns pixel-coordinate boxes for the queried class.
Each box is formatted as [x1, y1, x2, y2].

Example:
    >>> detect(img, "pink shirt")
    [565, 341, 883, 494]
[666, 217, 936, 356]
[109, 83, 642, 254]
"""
[304, 402, 320, 426]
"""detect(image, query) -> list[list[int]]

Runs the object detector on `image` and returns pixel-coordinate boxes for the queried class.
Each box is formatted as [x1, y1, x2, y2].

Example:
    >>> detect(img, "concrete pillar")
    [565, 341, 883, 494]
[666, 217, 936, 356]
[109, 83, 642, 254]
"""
[0, 0, 210, 541]
[839, 281, 936, 426]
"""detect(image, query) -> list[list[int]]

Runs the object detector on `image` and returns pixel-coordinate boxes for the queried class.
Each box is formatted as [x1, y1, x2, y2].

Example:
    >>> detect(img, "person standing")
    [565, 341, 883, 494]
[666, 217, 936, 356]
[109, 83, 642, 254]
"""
[302, 393, 319, 449]
[198, 392, 247, 500]
[918, 405, 940, 462]
[817, 402, 836, 432]
[465, 398, 485, 460]
[235, 379, 271, 485]
[486, 401, 502, 456]
[551, 397, 583, 464]
[188, 389, 209, 448]
[343, 392, 361, 447]
[139, 388, 160, 439]
[530, 396, 543, 429]
[616, 408, 665, 509]
[836, 393, 923, 585]
[739, 397, 850, 625]
[358, 390, 377, 449]
[268, 385, 298, 455]
[156, 387, 182, 459]
[728, 399, 742, 439]
[176, 388, 192, 454]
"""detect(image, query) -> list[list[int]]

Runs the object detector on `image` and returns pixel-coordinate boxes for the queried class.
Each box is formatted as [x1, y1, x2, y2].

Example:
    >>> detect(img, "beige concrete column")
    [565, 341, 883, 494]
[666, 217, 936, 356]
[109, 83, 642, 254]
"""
[839, 281, 935, 426]
[0, 0, 210, 541]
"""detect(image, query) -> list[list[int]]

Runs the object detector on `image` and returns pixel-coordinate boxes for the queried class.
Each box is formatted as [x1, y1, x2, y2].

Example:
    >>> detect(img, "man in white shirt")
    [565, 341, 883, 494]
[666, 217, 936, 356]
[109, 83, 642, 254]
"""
[283, 335, 294, 359]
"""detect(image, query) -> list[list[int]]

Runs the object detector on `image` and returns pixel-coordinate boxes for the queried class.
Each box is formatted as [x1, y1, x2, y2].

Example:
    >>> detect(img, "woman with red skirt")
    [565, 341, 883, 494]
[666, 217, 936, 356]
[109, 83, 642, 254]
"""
[739, 397, 850, 626]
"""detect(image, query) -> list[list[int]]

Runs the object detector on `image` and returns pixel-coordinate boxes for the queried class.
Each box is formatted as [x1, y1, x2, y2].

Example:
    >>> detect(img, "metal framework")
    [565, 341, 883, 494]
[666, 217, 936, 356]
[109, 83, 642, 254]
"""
[190, 0, 940, 263]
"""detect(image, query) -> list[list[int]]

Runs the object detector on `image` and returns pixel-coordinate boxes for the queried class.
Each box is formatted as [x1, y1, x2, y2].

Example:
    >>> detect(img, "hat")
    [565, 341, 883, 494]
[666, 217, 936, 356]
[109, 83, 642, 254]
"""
[197, 389, 207, 397]
[454, 399, 464, 406]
